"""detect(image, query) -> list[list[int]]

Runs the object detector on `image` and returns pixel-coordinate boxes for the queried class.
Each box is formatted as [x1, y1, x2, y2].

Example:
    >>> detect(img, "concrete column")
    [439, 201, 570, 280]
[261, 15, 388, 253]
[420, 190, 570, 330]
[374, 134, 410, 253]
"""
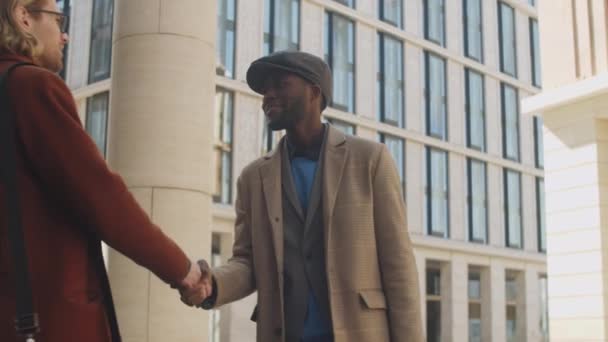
[480, 266, 493, 342]
[448, 255, 468, 342]
[490, 261, 506, 342]
[525, 268, 541, 342]
[106, 0, 216, 341]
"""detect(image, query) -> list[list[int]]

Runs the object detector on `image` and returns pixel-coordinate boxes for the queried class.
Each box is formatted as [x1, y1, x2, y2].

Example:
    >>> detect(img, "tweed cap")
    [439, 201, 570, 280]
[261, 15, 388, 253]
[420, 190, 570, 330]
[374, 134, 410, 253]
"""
[246, 50, 332, 110]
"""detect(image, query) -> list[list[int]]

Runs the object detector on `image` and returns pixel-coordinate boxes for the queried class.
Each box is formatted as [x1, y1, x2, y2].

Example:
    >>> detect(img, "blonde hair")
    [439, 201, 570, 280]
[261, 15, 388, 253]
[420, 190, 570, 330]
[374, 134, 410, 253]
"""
[0, 0, 46, 57]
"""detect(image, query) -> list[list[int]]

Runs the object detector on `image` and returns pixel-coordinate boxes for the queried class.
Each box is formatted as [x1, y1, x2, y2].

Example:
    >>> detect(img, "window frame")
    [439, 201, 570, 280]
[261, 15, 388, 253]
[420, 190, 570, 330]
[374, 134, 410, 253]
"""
[425, 51, 448, 140]
[424, 0, 446, 47]
[529, 18, 541, 87]
[467, 158, 488, 244]
[426, 147, 450, 238]
[379, 0, 403, 28]
[536, 177, 546, 253]
[379, 133, 406, 195]
[85, 91, 110, 158]
[463, 0, 484, 62]
[213, 88, 235, 204]
[498, 2, 517, 77]
[534, 116, 544, 169]
[88, 0, 114, 84]
[501, 83, 520, 162]
[264, 0, 301, 55]
[216, 0, 237, 79]
[325, 11, 356, 113]
[377, 32, 405, 127]
[465, 68, 486, 151]
[504, 169, 523, 249]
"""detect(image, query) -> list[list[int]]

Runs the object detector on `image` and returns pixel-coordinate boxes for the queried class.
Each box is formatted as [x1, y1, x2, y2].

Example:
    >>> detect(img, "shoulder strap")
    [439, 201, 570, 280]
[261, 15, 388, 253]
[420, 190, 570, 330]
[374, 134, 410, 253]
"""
[89, 238, 122, 342]
[0, 62, 39, 340]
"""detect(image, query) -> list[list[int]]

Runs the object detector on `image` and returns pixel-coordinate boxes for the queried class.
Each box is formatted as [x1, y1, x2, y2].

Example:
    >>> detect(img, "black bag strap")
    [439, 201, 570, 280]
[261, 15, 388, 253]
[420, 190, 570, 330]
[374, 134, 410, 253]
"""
[0, 63, 122, 342]
[0, 62, 39, 341]
[89, 238, 122, 342]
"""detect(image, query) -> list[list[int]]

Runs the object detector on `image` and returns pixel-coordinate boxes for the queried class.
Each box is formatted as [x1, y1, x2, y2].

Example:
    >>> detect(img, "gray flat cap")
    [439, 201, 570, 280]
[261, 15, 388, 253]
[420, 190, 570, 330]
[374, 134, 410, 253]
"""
[246, 50, 332, 110]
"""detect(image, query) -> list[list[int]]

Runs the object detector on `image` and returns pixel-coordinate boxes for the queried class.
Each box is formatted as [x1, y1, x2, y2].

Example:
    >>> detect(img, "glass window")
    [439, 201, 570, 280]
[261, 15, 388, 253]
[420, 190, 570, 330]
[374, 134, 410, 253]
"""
[217, 0, 236, 78]
[328, 119, 355, 135]
[88, 0, 114, 83]
[426, 266, 442, 342]
[468, 158, 487, 243]
[379, 134, 405, 193]
[262, 121, 285, 153]
[539, 275, 549, 341]
[380, 0, 403, 28]
[528, 0, 536, 6]
[264, 0, 300, 55]
[377, 33, 404, 127]
[85, 92, 109, 157]
[466, 69, 485, 151]
[425, 0, 445, 46]
[425, 52, 447, 140]
[537, 178, 546, 252]
[504, 169, 522, 248]
[464, 0, 483, 62]
[324, 12, 355, 113]
[501, 83, 520, 161]
[58, 0, 71, 80]
[534, 116, 544, 168]
[530, 18, 541, 87]
[214, 89, 234, 204]
[498, 2, 517, 77]
[468, 270, 482, 342]
[334, 0, 355, 8]
[426, 147, 449, 237]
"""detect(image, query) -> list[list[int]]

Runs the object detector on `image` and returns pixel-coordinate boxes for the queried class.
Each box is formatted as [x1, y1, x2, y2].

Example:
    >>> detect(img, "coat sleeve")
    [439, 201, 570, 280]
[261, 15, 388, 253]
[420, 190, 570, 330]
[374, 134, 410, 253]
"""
[372, 145, 425, 342]
[211, 174, 256, 307]
[11, 68, 190, 286]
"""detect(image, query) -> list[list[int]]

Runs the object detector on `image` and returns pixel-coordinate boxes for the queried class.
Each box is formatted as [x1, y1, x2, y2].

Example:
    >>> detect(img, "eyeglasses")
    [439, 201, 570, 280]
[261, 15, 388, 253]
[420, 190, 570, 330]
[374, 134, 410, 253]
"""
[28, 9, 69, 33]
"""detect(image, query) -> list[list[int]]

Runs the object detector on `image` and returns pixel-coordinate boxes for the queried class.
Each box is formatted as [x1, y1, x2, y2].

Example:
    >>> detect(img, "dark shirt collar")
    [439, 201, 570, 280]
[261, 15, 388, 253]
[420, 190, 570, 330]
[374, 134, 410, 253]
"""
[286, 124, 327, 161]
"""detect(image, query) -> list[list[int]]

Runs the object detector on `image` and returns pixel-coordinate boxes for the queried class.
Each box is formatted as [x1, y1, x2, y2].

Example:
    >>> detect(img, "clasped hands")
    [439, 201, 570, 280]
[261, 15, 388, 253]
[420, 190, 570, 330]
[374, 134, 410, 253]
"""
[177, 259, 214, 307]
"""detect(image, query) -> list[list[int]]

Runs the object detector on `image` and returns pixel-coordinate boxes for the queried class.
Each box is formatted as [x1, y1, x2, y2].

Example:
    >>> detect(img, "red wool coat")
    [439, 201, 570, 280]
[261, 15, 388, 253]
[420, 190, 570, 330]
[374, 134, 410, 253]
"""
[0, 54, 190, 341]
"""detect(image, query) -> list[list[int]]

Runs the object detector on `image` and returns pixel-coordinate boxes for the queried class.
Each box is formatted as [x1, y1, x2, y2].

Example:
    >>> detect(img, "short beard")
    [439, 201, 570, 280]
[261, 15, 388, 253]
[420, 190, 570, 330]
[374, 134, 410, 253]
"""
[266, 101, 306, 131]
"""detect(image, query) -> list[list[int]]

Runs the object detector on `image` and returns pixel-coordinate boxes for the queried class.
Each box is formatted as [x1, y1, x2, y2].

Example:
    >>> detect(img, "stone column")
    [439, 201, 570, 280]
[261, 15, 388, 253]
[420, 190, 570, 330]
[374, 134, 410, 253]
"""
[448, 255, 468, 342]
[106, 0, 216, 341]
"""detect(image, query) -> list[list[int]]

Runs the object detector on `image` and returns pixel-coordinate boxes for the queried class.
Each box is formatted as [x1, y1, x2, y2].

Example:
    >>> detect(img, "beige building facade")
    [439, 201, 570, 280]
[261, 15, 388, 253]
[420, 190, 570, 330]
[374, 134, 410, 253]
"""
[522, 1, 608, 341]
[61, 0, 548, 341]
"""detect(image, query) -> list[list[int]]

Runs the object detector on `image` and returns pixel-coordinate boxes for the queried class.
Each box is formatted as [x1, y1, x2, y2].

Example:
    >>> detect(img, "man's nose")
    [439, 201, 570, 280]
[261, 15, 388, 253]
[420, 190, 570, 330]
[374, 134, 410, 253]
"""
[62, 32, 69, 44]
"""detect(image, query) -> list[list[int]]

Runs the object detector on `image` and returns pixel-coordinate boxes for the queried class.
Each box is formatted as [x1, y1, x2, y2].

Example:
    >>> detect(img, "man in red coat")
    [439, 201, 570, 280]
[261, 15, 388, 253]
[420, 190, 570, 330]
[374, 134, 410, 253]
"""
[0, 0, 211, 341]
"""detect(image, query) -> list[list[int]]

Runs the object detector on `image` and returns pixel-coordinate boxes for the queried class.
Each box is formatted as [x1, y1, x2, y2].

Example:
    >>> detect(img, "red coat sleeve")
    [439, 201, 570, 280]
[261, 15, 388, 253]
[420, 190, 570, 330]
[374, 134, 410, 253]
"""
[9, 66, 190, 286]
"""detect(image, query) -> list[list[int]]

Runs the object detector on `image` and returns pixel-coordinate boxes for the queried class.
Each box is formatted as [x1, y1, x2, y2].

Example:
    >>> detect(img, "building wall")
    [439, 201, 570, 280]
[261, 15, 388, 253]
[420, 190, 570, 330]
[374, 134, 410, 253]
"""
[65, 0, 547, 341]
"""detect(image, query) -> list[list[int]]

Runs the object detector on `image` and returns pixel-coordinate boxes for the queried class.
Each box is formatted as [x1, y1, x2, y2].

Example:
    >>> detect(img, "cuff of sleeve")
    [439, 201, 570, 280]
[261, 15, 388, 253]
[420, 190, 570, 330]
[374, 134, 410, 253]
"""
[200, 276, 218, 310]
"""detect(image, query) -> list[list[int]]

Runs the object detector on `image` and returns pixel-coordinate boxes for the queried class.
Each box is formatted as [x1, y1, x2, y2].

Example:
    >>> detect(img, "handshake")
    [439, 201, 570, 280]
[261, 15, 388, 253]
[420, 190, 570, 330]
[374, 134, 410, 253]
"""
[176, 259, 214, 308]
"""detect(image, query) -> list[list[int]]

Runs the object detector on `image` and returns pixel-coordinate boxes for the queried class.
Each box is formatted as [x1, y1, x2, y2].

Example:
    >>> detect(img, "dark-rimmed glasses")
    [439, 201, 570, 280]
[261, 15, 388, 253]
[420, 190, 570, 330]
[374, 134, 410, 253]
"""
[28, 9, 69, 33]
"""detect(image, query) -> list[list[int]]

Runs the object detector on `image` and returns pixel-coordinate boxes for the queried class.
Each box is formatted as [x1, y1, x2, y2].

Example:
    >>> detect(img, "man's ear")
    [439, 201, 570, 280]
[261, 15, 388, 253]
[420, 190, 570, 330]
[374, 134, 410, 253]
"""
[13, 5, 33, 33]
[310, 84, 322, 107]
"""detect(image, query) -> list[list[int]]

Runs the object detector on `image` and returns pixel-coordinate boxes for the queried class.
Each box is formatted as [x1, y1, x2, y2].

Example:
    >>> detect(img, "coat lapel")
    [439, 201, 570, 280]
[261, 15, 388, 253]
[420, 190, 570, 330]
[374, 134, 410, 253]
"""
[260, 141, 284, 278]
[321, 127, 348, 249]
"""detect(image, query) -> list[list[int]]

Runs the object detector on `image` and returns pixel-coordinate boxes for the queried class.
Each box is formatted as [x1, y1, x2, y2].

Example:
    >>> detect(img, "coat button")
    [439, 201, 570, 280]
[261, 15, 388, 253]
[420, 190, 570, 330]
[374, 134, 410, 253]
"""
[274, 327, 282, 336]
[275, 217, 280, 222]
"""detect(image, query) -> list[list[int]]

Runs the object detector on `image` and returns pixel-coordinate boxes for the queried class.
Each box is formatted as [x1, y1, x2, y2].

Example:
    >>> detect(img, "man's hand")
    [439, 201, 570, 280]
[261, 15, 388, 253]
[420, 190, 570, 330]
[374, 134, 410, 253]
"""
[178, 259, 213, 307]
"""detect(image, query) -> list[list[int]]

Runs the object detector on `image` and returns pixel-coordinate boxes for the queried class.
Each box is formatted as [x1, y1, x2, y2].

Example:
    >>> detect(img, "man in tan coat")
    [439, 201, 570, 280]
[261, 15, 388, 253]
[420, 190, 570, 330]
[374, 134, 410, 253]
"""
[183, 51, 424, 342]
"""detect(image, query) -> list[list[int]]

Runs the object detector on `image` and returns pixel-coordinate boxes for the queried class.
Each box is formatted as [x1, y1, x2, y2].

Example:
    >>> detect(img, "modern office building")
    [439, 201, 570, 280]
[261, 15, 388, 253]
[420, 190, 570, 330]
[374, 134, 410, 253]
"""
[522, 1, 608, 341]
[61, 0, 547, 341]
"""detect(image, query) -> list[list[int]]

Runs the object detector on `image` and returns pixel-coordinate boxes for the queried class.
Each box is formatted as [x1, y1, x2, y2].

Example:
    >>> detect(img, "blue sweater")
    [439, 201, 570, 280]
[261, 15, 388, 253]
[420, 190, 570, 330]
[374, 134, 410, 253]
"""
[290, 157, 332, 341]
